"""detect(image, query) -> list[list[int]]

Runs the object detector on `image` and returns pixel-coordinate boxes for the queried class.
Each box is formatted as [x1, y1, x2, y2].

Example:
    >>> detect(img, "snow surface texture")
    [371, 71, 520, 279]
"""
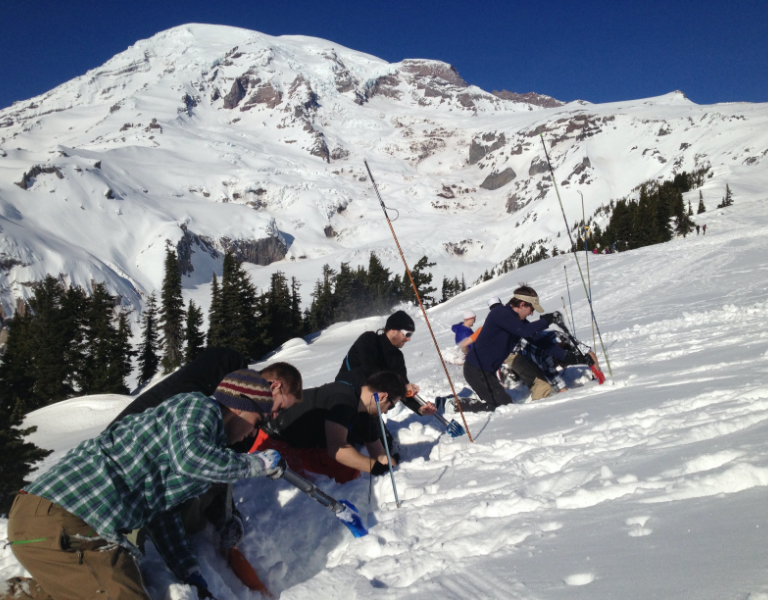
[4, 187, 768, 599]
[1, 23, 767, 343]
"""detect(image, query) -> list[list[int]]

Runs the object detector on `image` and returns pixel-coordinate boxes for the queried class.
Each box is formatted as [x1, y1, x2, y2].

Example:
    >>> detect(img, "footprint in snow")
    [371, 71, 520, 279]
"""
[564, 573, 595, 586]
[626, 515, 653, 537]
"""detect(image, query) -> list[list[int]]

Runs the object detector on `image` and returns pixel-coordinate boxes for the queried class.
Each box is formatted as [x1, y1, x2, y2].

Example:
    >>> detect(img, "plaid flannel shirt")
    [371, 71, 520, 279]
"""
[515, 336, 568, 392]
[25, 392, 253, 579]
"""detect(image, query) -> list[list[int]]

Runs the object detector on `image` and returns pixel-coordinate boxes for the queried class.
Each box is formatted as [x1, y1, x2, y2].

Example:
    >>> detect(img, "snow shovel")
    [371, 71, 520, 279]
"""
[412, 393, 466, 437]
[283, 469, 368, 537]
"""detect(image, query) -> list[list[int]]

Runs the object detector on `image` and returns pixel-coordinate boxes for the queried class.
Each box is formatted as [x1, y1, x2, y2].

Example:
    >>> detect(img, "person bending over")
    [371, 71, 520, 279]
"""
[460, 285, 592, 412]
[253, 372, 407, 484]
[8, 370, 289, 600]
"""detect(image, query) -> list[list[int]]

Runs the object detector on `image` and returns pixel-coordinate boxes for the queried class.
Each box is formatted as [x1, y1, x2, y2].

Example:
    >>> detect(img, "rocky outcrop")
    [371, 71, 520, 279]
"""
[469, 132, 507, 165]
[220, 235, 288, 266]
[528, 157, 550, 176]
[15, 165, 64, 190]
[480, 167, 516, 190]
[492, 90, 564, 108]
[223, 78, 248, 109]
[176, 225, 219, 276]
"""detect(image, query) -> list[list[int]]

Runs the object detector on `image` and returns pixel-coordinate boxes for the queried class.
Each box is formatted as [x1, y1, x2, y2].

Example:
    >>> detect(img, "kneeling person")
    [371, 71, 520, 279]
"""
[253, 372, 406, 483]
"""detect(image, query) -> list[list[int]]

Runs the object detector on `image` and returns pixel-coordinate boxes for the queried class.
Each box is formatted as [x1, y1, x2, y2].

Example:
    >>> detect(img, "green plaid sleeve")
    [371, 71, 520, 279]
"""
[145, 509, 199, 580]
[168, 397, 253, 483]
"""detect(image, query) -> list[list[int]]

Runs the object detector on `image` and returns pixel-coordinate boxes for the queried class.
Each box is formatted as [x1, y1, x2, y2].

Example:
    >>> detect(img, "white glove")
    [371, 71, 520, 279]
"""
[247, 449, 286, 479]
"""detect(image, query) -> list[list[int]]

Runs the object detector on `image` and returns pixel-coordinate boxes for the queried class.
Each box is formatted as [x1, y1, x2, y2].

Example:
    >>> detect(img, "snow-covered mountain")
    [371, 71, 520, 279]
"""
[1, 23, 767, 329]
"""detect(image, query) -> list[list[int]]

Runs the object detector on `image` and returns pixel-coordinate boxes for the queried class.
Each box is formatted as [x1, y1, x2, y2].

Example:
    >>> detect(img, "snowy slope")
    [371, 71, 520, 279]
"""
[4, 184, 768, 599]
[1, 23, 768, 337]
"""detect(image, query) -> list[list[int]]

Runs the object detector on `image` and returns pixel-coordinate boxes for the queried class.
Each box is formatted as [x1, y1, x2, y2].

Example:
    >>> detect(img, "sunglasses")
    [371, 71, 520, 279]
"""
[400, 330, 414, 338]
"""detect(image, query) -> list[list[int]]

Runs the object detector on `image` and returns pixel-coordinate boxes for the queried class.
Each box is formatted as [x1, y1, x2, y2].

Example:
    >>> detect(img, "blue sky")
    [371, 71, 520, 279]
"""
[2, 0, 766, 110]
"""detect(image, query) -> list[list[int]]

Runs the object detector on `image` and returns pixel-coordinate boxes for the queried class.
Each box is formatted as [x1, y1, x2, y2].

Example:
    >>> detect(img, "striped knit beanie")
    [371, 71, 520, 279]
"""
[212, 369, 273, 413]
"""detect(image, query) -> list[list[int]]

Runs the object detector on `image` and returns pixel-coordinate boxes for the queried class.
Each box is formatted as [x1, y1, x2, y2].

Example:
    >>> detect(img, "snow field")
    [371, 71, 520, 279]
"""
[4, 158, 768, 598]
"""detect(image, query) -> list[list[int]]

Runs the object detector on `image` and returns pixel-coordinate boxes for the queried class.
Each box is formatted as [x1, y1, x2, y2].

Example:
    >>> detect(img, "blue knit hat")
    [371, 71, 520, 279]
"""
[212, 369, 273, 413]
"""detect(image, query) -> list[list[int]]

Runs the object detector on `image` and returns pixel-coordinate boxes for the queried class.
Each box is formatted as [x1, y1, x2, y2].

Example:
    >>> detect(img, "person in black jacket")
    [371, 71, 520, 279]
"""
[335, 310, 437, 417]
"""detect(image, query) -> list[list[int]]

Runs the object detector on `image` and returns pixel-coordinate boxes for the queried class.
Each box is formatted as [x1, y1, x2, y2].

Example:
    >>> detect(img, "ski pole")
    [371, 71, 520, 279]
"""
[578, 190, 597, 351]
[540, 135, 613, 377]
[364, 159, 473, 441]
[373, 392, 400, 508]
[560, 296, 574, 334]
[564, 265, 576, 337]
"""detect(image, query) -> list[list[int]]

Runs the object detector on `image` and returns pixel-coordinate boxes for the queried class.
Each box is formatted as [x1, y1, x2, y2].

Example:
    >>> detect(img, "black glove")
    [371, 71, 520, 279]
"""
[563, 351, 593, 367]
[541, 312, 558, 326]
[370, 461, 389, 476]
[218, 511, 244, 552]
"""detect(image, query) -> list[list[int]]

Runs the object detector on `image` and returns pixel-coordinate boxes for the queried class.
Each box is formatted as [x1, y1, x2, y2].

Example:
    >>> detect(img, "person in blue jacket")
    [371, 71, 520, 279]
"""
[451, 310, 476, 353]
[458, 285, 593, 412]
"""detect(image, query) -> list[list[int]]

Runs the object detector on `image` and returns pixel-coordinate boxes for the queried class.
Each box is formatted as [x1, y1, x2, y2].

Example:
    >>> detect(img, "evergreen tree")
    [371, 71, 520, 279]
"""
[207, 273, 224, 347]
[289, 277, 304, 339]
[77, 283, 120, 395]
[402, 256, 437, 307]
[0, 397, 52, 514]
[261, 271, 293, 350]
[309, 265, 337, 332]
[159, 249, 185, 374]
[697, 190, 706, 214]
[365, 253, 393, 314]
[104, 312, 134, 395]
[217, 252, 261, 358]
[717, 184, 734, 208]
[137, 293, 160, 385]
[24, 276, 73, 410]
[0, 312, 35, 416]
[687, 200, 694, 217]
[184, 300, 205, 362]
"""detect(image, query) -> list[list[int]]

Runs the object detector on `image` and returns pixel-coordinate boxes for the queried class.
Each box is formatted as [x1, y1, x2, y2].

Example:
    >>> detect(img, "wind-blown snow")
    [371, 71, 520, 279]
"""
[4, 184, 768, 599]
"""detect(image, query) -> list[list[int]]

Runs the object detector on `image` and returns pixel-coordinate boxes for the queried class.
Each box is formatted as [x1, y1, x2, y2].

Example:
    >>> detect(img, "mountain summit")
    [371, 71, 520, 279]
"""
[1, 24, 766, 325]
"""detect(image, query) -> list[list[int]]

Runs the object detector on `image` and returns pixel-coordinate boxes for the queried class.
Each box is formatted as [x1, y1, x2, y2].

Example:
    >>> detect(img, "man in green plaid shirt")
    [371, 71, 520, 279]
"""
[8, 368, 300, 600]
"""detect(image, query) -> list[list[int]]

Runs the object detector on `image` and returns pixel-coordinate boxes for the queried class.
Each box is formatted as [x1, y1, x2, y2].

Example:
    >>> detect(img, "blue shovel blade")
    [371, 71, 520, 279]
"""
[336, 499, 369, 537]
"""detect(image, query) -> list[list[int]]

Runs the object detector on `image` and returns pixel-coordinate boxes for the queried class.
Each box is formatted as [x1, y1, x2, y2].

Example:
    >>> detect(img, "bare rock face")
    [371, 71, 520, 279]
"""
[492, 90, 564, 108]
[176, 225, 220, 276]
[15, 165, 64, 189]
[223, 78, 248, 109]
[469, 132, 507, 165]
[400, 60, 468, 87]
[219, 235, 288, 266]
[528, 157, 550, 176]
[480, 167, 516, 190]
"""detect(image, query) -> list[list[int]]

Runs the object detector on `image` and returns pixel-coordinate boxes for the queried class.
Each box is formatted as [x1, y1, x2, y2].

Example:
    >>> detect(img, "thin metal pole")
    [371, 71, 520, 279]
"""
[374, 392, 400, 508]
[578, 190, 597, 351]
[564, 265, 576, 337]
[364, 159, 473, 441]
[539, 135, 613, 377]
[561, 296, 574, 335]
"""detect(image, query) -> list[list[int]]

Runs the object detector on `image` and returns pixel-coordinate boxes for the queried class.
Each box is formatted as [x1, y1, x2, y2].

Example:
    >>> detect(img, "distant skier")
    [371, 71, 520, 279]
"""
[8, 369, 295, 600]
[452, 310, 476, 354]
[458, 286, 593, 412]
[702, 224, 707, 234]
[696, 224, 700, 235]
[253, 372, 406, 483]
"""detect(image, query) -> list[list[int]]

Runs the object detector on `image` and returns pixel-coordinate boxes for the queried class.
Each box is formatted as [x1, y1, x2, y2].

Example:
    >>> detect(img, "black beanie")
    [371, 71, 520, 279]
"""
[385, 310, 415, 332]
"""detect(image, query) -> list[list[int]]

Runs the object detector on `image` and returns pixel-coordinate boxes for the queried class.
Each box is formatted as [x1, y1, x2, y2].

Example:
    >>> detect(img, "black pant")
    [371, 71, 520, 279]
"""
[509, 354, 547, 389]
[462, 362, 513, 412]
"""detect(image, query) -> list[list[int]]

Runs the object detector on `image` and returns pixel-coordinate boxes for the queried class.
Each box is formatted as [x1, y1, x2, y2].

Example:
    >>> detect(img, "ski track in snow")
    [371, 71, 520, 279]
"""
[4, 196, 768, 598]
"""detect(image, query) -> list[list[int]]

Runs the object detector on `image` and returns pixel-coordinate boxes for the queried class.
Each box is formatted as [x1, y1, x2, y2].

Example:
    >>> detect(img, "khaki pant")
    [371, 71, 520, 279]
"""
[505, 354, 553, 401]
[8, 493, 150, 600]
